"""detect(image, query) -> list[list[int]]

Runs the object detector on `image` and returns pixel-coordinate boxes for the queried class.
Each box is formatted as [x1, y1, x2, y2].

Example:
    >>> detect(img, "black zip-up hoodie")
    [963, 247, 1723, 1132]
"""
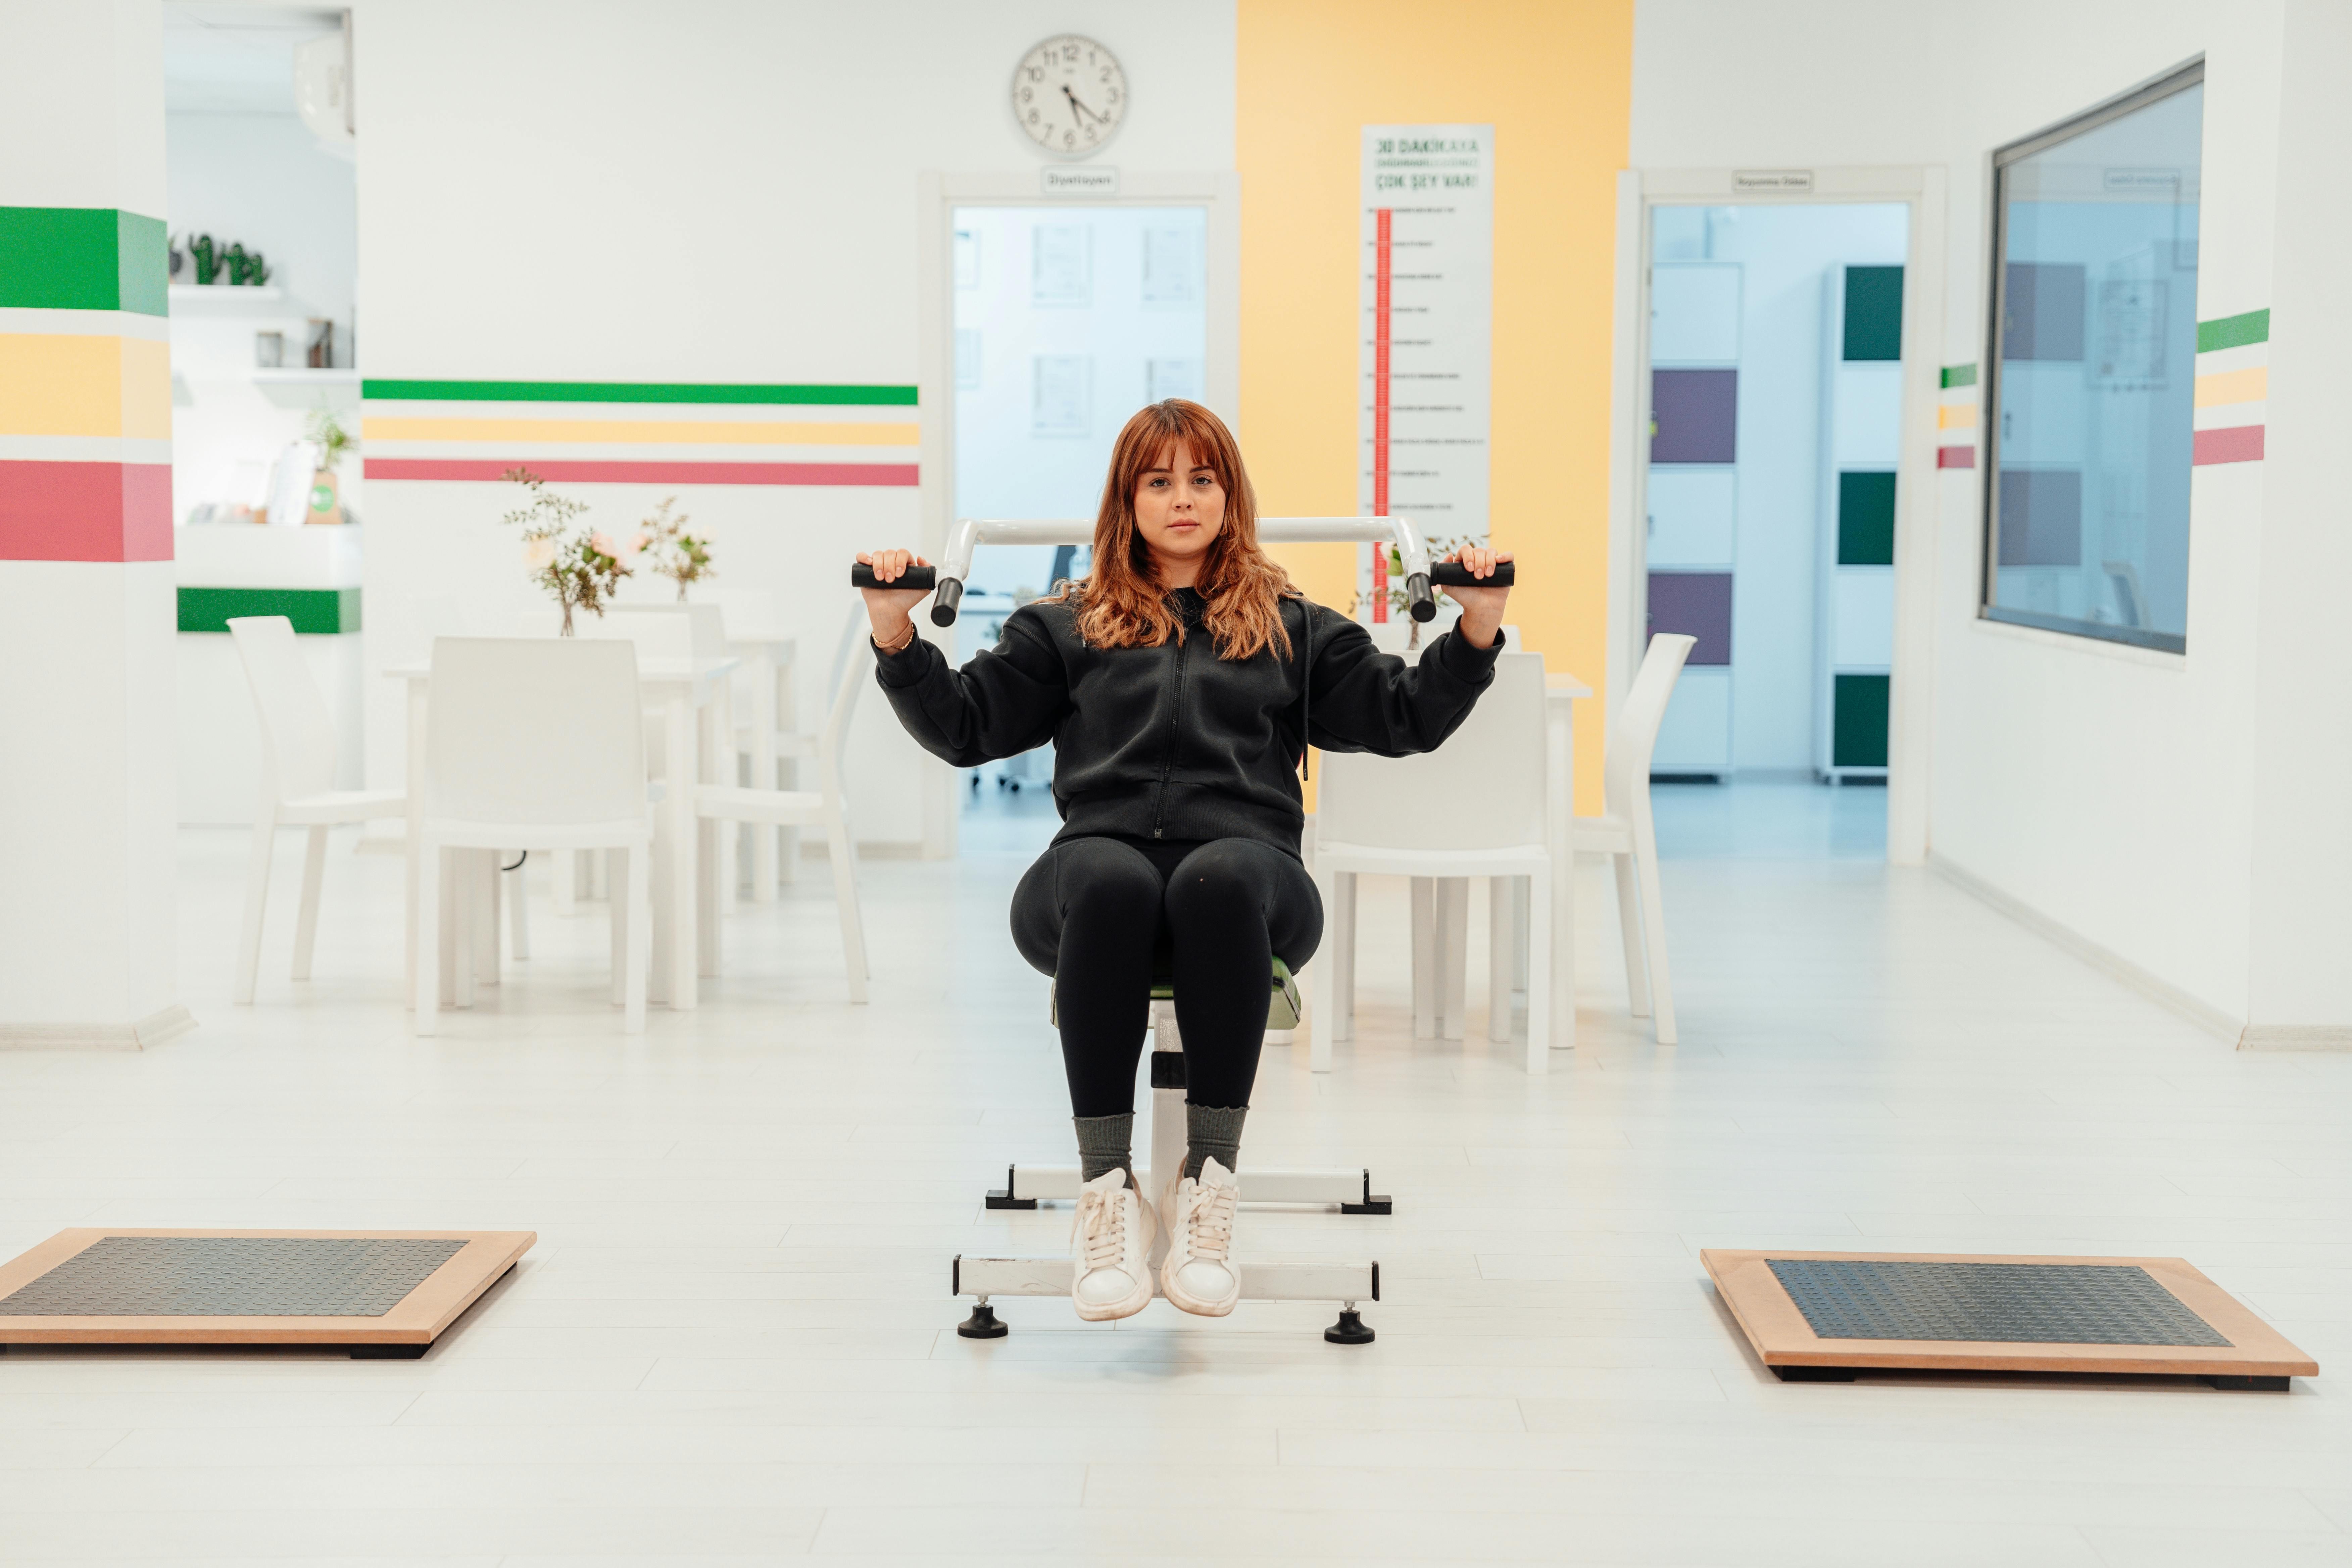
[873, 588, 1503, 857]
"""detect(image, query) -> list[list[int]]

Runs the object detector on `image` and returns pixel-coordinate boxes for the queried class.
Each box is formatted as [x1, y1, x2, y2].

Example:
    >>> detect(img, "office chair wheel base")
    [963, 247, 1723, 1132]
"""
[1324, 1307, 1374, 1345]
[958, 1301, 1008, 1339]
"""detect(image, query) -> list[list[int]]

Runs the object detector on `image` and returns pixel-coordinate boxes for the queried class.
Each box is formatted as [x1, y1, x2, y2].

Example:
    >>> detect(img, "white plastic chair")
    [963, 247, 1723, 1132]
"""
[1309, 650, 1553, 1073]
[228, 616, 406, 1004]
[1572, 633, 1696, 1045]
[692, 603, 872, 1002]
[414, 637, 654, 1033]
[733, 606, 866, 889]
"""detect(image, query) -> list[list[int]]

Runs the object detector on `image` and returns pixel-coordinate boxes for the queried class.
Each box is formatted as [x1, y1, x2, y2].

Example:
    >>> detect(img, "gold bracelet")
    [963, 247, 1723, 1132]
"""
[877, 621, 918, 655]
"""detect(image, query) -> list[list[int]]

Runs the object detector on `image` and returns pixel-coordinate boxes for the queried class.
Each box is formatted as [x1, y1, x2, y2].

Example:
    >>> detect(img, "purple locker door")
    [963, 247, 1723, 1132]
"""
[1651, 369, 1737, 464]
[1648, 571, 1732, 666]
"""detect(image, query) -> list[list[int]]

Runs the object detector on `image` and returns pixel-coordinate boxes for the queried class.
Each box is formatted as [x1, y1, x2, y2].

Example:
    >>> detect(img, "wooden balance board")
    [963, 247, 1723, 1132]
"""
[0, 1229, 535, 1358]
[1703, 1249, 2318, 1391]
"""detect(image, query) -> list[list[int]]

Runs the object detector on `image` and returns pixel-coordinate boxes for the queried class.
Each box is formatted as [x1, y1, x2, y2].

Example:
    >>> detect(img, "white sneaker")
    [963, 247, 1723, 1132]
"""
[1161, 1157, 1242, 1317]
[1070, 1166, 1157, 1322]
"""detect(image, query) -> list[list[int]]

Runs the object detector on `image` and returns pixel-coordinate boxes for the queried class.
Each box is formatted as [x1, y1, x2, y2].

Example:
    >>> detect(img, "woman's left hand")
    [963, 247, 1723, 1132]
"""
[1442, 545, 1512, 649]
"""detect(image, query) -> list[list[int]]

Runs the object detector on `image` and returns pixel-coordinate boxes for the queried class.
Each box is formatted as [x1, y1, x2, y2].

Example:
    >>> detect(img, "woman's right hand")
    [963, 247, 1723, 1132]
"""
[856, 550, 932, 650]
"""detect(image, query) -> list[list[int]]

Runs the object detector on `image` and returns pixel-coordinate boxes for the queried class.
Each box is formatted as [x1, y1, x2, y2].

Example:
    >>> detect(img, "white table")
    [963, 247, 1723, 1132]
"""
[721, 628, 798, 896]
[389, 653, 739, 1013]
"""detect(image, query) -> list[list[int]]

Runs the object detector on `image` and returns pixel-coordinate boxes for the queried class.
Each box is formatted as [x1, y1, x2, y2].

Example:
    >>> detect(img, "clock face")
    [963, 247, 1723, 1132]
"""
[1012, 35, 1127, 158]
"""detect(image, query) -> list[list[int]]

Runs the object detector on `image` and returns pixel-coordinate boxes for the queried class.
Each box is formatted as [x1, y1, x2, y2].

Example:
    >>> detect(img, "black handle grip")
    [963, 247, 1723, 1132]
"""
[851, 564, 937, 591]
[1427, 561, 1516, 589]
[1405, 573, 1436, 623]
[930, 578, 965, 627]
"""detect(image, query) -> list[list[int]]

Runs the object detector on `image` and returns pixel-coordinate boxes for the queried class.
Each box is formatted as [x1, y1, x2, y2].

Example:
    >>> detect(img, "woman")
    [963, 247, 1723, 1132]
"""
[857, 399, 1511, 1323]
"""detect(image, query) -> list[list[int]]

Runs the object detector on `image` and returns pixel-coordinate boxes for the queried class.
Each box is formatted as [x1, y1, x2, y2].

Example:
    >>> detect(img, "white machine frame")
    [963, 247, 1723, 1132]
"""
[935, 514, 1429, 1342]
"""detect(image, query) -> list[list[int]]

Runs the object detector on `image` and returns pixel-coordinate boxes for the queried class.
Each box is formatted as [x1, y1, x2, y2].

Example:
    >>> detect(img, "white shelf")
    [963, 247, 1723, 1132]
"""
[169, 284, 286, 304]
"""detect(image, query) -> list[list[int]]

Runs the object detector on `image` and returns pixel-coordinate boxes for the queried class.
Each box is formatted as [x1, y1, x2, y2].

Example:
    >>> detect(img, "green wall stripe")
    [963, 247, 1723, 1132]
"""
[361, 379, 918, 406]
[1941, 363, 1977, 389]
[178, 587, 361, 635]
[0, 207, 167, 315]
[2197, 309, 2270, 353]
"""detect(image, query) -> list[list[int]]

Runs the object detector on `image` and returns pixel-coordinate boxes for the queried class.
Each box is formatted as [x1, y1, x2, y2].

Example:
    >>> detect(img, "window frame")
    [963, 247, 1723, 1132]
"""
[1978, 57, 2205, 655]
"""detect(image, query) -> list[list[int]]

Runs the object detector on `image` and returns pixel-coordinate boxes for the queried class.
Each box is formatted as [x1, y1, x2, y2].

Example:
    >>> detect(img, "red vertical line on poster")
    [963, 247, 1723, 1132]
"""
[1372, 206, 1392, 621]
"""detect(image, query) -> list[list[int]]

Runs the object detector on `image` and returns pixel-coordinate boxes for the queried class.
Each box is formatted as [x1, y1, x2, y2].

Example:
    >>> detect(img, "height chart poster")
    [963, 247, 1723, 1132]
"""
[1358, 125, 1494, 621]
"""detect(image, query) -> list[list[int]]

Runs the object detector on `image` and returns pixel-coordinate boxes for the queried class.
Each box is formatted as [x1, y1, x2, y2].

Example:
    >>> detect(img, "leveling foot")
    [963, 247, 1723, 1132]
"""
[958, 1299, 1008, 1339]
[1324, 1306, 1374, 1345]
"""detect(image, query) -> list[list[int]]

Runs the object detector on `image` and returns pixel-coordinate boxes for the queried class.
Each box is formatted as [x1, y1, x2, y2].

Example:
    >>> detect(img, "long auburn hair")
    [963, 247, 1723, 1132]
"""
[1059, 399, 1295, 660]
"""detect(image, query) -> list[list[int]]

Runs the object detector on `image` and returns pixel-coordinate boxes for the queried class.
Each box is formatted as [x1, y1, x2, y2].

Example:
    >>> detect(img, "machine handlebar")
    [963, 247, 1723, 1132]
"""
[853, 519, 1512, 627]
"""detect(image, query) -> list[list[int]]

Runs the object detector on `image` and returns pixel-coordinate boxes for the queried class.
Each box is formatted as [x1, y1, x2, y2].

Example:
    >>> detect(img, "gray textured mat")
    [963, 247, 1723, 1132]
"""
[0, 1237, 467, 1318]
[1766, 1259, 2232, 1346]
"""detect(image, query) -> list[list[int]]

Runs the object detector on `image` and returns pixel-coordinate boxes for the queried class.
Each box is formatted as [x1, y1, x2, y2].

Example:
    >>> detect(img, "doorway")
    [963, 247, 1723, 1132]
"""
[1615, 172, 1943, 863]
[917, 174, 1238, 858]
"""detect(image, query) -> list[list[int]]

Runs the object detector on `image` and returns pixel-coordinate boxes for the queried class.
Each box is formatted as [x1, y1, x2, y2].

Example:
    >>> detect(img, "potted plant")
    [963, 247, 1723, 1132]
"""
[302, 407, 356, 525]
[640, 497, 715, 601]
[501, 467, 636, 635]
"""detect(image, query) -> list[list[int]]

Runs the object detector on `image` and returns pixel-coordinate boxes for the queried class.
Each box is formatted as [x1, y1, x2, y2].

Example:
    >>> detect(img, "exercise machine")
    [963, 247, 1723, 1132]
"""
[854, 514, 1512, 1340]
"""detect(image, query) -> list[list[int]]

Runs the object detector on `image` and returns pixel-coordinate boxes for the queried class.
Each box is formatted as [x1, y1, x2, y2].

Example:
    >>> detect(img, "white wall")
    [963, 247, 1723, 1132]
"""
[350, 0, 1237, 847]
[1632, 0, 2319, 1031]
[0, 0, 182, 1039]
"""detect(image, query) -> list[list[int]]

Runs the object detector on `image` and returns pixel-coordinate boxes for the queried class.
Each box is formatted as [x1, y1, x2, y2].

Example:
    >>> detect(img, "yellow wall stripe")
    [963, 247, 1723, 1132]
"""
[359, 416, 921, 447]
[1936, 403, 1975, 429]
[0, 333, 170, 439]
[2194, 366, 2267, 409]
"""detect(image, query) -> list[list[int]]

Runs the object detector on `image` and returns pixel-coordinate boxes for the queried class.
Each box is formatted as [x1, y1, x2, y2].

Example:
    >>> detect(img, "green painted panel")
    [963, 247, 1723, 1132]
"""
[2196, 309, 2269, 353]
[361, 379, 918, 405]
[1941, 363, 1977, 389]
[1842, 266, 1904, 361]
[178, 586, 361, 635]
[0, 206, 173, 313]
[115, 211, 169, 316]
[1837, 471, 1897, 566]
[1832, 673, 1890, 769]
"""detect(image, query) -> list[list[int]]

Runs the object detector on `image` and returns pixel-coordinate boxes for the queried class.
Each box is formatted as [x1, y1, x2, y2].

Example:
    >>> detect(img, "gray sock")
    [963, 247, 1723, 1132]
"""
[1184, 1104, 1246, 1180]
[1074, 1113, 1134, 1185]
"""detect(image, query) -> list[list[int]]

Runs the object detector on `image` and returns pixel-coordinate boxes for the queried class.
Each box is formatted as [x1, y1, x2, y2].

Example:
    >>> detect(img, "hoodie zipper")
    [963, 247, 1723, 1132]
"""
[1150, 626, 1190, 838]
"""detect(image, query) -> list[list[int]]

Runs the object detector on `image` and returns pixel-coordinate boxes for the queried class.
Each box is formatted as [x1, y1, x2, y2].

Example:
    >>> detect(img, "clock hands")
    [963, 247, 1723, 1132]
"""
[1061, 83, 1107, 128]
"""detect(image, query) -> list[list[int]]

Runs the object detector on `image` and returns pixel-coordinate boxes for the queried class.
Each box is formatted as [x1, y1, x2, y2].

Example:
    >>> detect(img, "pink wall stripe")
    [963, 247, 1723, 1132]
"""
[2191, 425, 2265, 466]
[1936, 445, 1975, 469]
[0, 461, 172, 562]
[364, 458, 919, 487]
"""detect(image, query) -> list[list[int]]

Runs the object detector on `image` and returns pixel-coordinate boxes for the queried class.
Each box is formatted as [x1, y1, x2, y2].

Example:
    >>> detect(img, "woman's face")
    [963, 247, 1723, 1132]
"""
[1131, 438, 1226, 572]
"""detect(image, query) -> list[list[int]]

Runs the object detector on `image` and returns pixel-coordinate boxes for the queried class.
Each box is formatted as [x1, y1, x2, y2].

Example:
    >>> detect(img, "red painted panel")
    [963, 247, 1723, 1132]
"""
[2191, 425, 2264, 466]
[0, 460, 174, 562]
[363, 458, 920, 486]
[1936, 444, 1976, 469]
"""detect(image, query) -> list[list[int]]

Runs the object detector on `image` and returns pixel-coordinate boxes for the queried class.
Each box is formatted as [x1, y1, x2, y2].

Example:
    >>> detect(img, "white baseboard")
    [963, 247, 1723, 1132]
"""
[1928, 855, 2243, 1044]
[0, 1003, 197, 1052]
[2236, 1024, 2352, 1052]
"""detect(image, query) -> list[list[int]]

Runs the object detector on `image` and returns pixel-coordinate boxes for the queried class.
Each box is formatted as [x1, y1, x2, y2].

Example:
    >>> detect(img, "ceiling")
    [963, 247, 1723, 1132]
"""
[163, 3, 344, 114]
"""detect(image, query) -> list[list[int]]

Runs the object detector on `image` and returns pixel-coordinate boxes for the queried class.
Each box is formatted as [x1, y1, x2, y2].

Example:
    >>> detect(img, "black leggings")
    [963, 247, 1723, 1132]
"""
[1011, 837, 1323, 1116]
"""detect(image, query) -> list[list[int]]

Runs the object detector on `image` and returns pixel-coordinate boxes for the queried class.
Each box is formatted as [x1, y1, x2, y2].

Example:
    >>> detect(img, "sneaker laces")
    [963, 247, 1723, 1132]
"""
[1079, 1186, 1129, 1273]
[1185, 1181, 1236, 1264]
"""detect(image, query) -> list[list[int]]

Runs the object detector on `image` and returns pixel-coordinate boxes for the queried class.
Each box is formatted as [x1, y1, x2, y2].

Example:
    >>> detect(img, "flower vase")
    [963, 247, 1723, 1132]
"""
[559, 600, 576, 637]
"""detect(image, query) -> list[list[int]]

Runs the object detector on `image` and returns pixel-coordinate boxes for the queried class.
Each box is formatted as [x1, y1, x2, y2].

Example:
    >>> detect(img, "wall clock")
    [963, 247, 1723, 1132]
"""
[1012, 35, 1127, 158]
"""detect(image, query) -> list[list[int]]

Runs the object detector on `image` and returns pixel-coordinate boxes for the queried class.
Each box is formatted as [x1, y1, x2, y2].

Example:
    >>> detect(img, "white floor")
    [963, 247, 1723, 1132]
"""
[3, 786, 2350, 1564]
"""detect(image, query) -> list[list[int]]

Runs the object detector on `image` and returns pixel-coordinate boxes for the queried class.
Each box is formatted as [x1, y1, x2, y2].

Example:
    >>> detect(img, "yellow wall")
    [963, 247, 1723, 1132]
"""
[1237, 0, 1632, 812]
